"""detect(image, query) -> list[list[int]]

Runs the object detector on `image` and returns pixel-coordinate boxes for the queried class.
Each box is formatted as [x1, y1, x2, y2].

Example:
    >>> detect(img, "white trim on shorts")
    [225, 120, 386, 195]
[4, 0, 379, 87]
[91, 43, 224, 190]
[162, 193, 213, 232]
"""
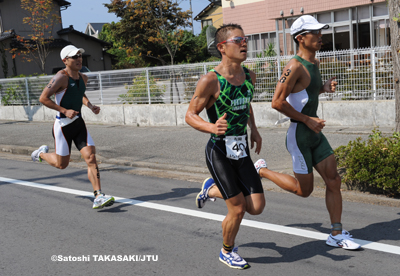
[287, 123, 309, 174]
[53, 119, 95, 156]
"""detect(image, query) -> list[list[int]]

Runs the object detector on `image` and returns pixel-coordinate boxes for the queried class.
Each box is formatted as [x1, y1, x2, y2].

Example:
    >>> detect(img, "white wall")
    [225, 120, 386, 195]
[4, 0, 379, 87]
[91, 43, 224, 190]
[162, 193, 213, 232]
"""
[0, 100, 395, 128]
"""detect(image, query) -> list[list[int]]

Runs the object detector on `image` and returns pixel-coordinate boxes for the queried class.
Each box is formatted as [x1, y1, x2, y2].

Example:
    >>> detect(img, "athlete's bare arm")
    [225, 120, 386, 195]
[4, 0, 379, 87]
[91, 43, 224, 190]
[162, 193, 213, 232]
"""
[39, 72, 79, 119]
[271, 60, 325, 134]
[185, 72, 227, 135]
[247, 69, 262, 154]
[81, 74, 100, 115]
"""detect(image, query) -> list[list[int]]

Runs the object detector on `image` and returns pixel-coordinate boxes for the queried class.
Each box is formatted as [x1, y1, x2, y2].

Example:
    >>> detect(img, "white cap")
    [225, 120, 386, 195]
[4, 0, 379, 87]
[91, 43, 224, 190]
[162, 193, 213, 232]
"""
[60, 45, 85, 60]
[290, 15, 329, 36]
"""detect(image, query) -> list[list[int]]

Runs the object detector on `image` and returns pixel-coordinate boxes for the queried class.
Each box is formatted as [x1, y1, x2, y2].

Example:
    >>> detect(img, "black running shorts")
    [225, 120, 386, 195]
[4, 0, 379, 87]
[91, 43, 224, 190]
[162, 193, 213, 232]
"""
[205, 137, 264, 200]
[52, 117, 94, 156]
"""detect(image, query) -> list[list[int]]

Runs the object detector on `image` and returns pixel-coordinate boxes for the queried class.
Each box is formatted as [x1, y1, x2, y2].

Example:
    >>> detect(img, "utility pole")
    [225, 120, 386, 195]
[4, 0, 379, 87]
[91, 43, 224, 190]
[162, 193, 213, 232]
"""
[190, 0, 194, 34]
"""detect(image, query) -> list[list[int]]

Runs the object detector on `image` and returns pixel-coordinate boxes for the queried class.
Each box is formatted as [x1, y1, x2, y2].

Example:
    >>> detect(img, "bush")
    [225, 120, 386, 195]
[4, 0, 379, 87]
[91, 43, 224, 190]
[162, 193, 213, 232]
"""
[334, 129, 400, 197]
[119, 72, 165, 104]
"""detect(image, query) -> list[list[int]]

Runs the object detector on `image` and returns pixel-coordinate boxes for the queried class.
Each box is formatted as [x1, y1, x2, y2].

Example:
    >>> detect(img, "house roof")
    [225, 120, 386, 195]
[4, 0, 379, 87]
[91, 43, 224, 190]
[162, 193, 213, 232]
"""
[0, 30, 16, 42]
[10, 38, 71, 49]
[88, 23, 107, 32]
[54, 0, 71, 8]
[58, 25, 111, 48]
[194, 0, 221, 21]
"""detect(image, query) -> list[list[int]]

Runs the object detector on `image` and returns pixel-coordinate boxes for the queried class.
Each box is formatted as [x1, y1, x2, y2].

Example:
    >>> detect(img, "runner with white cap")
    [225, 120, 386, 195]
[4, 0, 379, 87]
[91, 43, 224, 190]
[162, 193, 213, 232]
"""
[31, 45, 115, 210]
[256, 15, 361, 250]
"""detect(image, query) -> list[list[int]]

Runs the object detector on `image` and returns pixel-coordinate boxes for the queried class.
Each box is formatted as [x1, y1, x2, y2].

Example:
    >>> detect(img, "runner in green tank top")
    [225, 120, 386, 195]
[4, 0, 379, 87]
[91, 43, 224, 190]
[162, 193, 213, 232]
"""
[185, 24, 264, 269]
[257, 15, 360, 250]
[31, 45, 115, 210]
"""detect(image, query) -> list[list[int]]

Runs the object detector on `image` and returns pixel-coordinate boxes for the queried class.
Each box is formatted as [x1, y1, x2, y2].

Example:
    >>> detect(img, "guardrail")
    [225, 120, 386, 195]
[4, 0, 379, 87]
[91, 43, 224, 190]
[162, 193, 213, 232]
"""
[0, 46, 393, 106]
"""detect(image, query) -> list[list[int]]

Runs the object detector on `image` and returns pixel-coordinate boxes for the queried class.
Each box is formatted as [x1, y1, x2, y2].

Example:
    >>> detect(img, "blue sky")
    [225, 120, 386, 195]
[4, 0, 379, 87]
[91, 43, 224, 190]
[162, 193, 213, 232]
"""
[61, 0, 210, 35]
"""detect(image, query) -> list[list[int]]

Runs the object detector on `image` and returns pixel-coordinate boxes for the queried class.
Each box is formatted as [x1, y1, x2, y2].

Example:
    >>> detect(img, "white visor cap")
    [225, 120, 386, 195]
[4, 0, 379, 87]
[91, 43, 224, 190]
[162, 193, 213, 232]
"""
[60, 45, 85, 60]
[290, 15, 329, 36]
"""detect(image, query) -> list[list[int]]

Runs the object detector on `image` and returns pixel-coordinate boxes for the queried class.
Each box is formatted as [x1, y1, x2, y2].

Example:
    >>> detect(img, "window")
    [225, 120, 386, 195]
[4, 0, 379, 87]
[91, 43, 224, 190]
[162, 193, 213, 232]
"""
[334, 26, 350, 50]
[202, 19, 212, 29]
[373, 3, 388, 17]
[321, 27, 333, 51]
[353, 6, 369, 20]
[334, 10, 349, 22]
[374, 19, 390, 47]
[318, 13, 331, 23]
[353, 22, 371, 48]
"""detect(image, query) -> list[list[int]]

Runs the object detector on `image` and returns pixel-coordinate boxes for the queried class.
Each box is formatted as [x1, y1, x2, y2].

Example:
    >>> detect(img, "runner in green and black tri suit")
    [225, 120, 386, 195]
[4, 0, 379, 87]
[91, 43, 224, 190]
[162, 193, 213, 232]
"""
[186, 24, 264, 270]
[205, 67, 263, 200]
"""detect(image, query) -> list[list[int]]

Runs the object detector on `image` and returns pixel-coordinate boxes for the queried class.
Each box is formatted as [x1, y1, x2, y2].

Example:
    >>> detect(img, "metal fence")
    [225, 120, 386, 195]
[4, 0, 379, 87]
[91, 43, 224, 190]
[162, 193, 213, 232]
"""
[0, 46, 393, 106]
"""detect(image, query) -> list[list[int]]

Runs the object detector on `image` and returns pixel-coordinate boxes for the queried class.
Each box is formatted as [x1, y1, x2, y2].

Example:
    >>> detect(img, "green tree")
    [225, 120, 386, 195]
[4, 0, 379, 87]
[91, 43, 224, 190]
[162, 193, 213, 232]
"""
[10, 0, 61, 73]
[175, 26, 215, 64]
[104, 0, 192, 66]
[99, 22, 146, 69]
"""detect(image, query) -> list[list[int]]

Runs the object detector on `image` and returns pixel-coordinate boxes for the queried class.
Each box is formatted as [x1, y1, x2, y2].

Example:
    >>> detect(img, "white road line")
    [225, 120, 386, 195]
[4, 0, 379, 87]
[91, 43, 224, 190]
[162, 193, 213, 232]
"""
[2, 176, 400, 256]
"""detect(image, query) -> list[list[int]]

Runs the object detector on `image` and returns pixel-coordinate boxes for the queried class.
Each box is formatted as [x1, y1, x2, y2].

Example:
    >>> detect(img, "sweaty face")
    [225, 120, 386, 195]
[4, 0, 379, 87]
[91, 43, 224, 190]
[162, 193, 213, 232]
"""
[300, 31, 323, 51]
[219, 29, 248, 61]
[63, 51, 83, 71]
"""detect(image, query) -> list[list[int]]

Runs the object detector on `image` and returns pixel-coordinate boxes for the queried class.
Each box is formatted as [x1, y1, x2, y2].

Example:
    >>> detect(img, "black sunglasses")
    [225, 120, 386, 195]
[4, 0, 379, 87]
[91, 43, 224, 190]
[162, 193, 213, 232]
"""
[67, 54, 82, 60]
[299, 30, 321, 36]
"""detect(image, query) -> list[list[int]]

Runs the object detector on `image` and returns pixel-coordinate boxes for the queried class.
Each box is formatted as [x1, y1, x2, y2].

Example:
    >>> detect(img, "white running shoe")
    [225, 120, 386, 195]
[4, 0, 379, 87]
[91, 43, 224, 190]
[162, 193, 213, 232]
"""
[219, 247, 250, 269]
[31, 145, 49, 162]
[93, 194, 115, 209]
[326, 230, 361, 250]
[254, 159, 268, 175]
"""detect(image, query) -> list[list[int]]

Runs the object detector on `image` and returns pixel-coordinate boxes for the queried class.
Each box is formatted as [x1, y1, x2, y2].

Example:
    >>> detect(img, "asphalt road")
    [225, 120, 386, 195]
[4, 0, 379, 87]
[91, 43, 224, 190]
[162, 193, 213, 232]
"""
[0, 157, 399, 276]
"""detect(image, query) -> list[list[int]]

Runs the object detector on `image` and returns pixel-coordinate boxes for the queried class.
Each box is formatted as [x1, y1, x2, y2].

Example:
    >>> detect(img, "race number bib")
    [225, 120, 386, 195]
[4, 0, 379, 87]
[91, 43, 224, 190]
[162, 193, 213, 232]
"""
[224, 135, 248, 160]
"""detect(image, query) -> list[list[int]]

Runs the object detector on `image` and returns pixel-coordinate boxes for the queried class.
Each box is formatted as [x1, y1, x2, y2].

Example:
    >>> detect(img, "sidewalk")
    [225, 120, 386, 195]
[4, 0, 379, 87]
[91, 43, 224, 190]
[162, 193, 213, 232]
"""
[0, 120, 398, 207]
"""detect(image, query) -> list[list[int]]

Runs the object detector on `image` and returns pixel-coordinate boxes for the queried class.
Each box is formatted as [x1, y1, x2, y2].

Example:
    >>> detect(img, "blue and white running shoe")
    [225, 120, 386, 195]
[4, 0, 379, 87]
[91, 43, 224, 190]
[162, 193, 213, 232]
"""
[219, 247, 250, 269]
[195, 177, 216, 208]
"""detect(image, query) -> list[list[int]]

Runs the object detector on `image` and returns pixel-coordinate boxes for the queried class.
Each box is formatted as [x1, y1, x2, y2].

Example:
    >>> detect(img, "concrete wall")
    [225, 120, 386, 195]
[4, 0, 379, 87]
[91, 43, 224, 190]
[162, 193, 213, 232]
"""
[0, 100, 395, 128]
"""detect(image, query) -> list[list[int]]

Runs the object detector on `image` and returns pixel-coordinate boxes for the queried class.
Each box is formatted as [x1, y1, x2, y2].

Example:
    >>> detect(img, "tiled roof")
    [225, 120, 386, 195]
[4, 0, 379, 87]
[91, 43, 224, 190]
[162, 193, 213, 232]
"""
[0, 30, 16, 42]
[58, 26, 111, 47]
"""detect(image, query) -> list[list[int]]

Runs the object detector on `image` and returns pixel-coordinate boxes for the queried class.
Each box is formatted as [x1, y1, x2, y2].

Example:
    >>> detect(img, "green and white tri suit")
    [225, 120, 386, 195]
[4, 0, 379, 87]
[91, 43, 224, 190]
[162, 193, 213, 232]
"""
[286, 55, 334, 174]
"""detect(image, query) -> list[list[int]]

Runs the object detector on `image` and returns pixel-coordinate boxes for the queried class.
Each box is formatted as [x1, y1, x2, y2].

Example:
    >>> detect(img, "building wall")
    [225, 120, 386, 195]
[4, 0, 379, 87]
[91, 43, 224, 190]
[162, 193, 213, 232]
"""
[0, 0, 64, 39]
[222, 0, 387, 34]
[222, 0, 272, 34]
[208, 6, 224, 28]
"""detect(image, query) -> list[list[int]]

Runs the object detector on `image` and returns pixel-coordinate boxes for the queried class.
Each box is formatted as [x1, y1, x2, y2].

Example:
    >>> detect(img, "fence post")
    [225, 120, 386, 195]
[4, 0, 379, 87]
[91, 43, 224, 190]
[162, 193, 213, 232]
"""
[99, 72, 104, 105]
[277, 56, 282, 81]
[146, 68, 151, 104]
[25, 77, 30, 107]
[371, 48, 376, 100]
[24, 77, 31, 120]
[203, 64, 207, 75]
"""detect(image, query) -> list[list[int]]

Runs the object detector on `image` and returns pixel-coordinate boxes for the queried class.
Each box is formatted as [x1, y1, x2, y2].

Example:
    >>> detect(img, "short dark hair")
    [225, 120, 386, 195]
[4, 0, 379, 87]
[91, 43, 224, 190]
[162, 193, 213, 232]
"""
[293, 31, 303, 46]
[214, 23, 244, 56]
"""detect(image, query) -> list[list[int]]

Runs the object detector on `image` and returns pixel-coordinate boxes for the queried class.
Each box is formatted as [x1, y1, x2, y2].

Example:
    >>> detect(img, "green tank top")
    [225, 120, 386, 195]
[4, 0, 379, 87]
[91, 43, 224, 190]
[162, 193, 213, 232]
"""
[55, 71, 86, 117]
[287, 55, 322, 118]
[207, 67, 253, 138]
